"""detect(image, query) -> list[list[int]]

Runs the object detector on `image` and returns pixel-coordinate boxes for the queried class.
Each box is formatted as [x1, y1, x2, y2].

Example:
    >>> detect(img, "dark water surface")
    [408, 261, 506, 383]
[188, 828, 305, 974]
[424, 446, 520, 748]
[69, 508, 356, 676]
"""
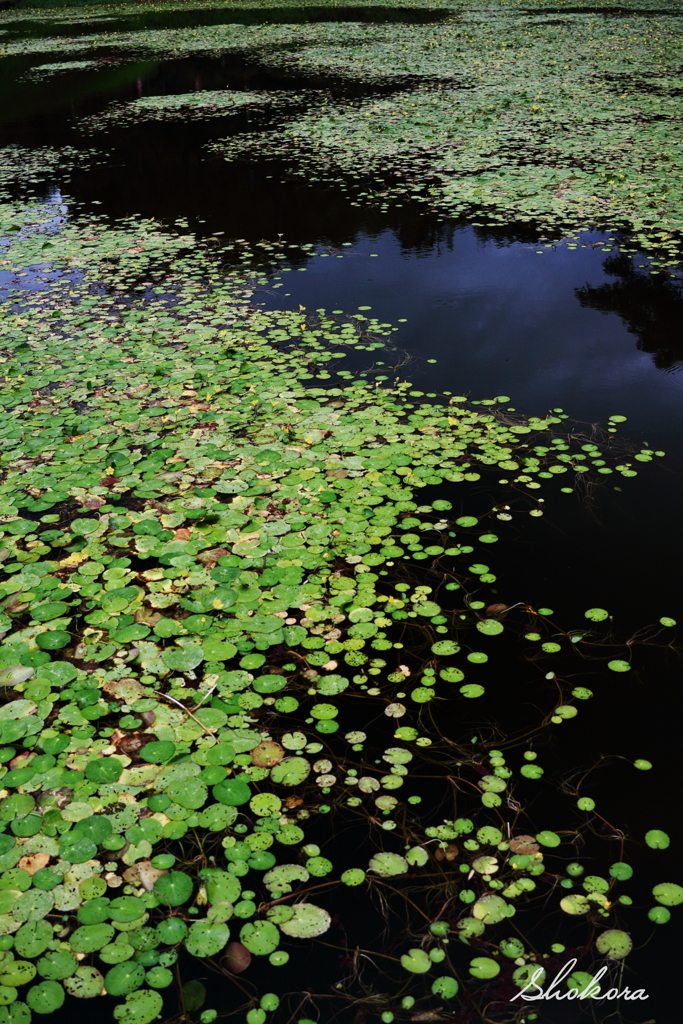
[2, 21, 683, 1019]
[3, 45, 680, 623]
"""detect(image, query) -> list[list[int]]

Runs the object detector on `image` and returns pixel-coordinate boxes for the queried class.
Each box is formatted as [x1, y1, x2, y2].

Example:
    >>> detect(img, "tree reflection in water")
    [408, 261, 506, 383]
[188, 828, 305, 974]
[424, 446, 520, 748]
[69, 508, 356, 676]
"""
[576, 253, 683, 372]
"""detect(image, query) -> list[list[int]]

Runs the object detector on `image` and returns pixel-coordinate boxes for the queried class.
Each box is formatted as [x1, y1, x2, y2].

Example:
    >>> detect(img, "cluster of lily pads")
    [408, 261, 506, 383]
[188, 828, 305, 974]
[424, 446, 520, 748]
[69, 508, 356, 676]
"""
[3, 0, 683, 266]
[0, 190, 679, 1024]
[0, 147, 104, 197]
[80, 90, 286, 131]
[23, 60, 101, 77]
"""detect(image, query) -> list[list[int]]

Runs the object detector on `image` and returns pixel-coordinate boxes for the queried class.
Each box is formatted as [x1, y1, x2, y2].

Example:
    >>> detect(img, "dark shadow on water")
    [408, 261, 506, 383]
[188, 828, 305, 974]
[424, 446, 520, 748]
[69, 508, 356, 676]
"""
[576, 252, 683, 372]
[0, 49, 405, 134]
[1, 3, 453, 39]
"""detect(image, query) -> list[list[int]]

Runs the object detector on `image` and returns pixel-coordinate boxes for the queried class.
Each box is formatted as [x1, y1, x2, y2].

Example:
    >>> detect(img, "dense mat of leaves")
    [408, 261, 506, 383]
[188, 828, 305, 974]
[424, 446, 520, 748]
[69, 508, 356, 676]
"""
[0, 195, 677, 1023]
[4, 0, 682, 266]
[80, 89, 284, 131]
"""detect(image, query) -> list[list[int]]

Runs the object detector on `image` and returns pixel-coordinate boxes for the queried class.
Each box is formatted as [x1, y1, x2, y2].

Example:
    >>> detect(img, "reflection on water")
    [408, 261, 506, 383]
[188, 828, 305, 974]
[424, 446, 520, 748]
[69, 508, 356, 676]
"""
[0, 44, 681, 436]
[577, 252, 683, 373]
[260, 223, 683, 438]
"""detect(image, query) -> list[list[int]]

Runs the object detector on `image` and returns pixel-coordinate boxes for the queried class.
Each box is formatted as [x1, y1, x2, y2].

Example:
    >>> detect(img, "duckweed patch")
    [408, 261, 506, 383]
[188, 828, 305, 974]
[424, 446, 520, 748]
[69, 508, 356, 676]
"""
[0, 147, 106, 195]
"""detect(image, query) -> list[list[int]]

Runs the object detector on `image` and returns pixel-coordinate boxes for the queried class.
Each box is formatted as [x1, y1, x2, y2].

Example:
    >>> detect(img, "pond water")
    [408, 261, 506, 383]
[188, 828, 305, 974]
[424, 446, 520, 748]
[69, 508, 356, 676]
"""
[3, 43, 682, 627]
[1, 9, 682, 1021]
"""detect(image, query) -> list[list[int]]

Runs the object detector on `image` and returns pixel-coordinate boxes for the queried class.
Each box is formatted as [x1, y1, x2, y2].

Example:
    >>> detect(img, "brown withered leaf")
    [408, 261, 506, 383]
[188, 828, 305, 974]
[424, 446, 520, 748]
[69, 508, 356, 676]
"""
[283, 795, 304, 810]
[123, 860, 167, 891]
[250, 741, 285, 768]
[197, 547, 229, 568]
[9, 753, 31, 771]
[103, 677, 146, 704]
[19, 853, 50, 875]
[115, 733, 150, 757]
[134, 606, 162, 627]
[434, 844, 459, 862]
[509, 835, 540, 855]
[485, 603, 510, 619]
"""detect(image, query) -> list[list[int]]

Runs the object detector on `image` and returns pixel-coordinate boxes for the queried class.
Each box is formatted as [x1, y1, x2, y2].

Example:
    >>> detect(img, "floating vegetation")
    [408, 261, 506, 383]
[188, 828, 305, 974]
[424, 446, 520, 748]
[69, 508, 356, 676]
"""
[211, 77, 683, 273]
[81, 89, 286, 130]
[0, 193, 678, 1023]
[0, 147, 106, 197]
[0, 0, 680, 1020]
[25, 60, 101, 75]
[4, 1, 682, 266]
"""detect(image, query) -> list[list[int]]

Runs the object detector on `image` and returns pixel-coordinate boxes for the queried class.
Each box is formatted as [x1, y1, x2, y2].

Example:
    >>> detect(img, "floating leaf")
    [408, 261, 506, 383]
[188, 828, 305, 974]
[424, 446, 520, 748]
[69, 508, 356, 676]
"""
[278, 904, 331, 939]
[368, 853, 408, 877]
[645, 830, 671, 850]
[584, 608, 609, 622]
[560, 895, 590, 915]
[469, 957, 500, 979]
[652, 883, 683, 906]
[63, 967, 104, 999]
[269, 757, 310, 787]
[113, 990, 164, 1024]
[239, 921, 279, 955]
[186, 921, 230, 958]
[154, 872, 193, 907]
[400, 949, 430, 974]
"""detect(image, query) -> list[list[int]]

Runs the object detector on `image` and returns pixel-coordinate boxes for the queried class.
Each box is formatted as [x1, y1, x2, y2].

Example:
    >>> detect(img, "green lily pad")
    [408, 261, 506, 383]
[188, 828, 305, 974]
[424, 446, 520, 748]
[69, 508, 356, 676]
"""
[212, 779, 251, 806]
[368, 853, 408, 877]
[477, 619, 503, 636]
[70, 924, 115, 954]
[85, 758, 123, 784]
[584, 608, 609, 622]
[645, 830, 670, 849]
[104, 963, 145, 997]
[239, 920, 279, 955]
[595, 929, 632, 958]
[63, 966, 104, 999]
[186, 921, 230, 958]
[341, 869, 366, 887]
[431, 640, 459, 656]
[139, 741, 176, 764]
[270, 757, 310, 786]
[31, 603, 69, 622]
[154, 873, 193, 907]
[652, 882, 683, 906]
[26, 980, 65, 1014]
[400, 948, 430, 974]
[35, 632, 70, 651]
[113, 989, 164, 1024]
[469, 957, 500, 979]
[536, 830, 561, 847]
[162, 645, 204, 672]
